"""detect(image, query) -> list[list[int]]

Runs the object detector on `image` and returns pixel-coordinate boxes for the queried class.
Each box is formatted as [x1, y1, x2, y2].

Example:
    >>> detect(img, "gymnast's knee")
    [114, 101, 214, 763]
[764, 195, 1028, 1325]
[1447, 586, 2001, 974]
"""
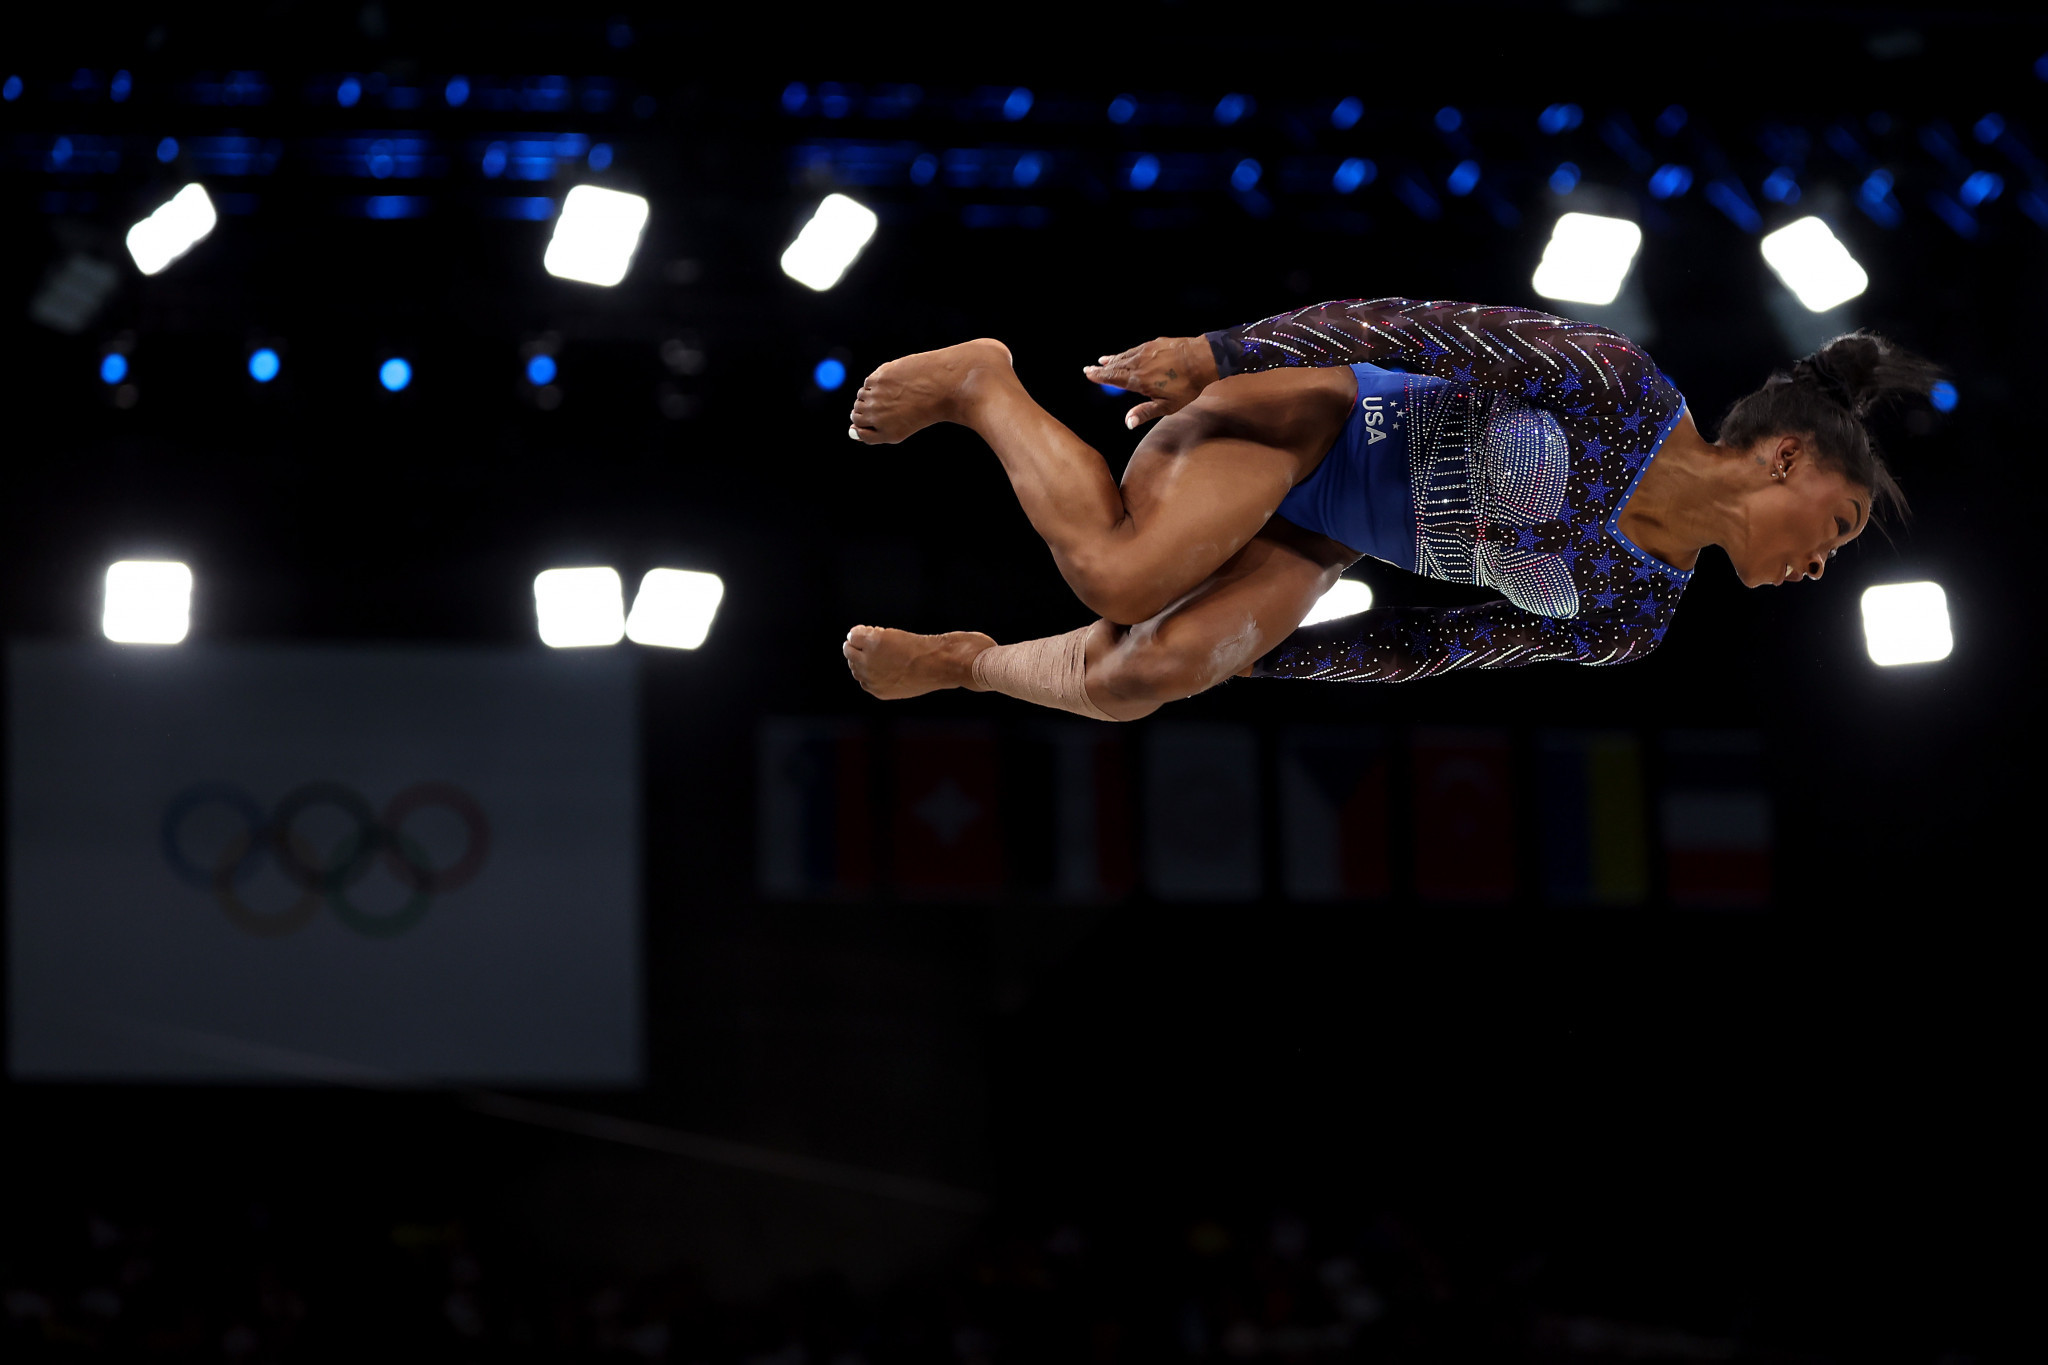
[1066, 555, 1173, 628]
[1092, 630, 1224, 706]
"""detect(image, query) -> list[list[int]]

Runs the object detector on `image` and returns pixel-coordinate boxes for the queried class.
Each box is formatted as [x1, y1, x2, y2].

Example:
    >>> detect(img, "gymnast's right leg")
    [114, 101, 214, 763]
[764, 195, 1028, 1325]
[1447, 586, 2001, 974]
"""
[842, 520, 1357, 721]
[848, 341, 1355, 625]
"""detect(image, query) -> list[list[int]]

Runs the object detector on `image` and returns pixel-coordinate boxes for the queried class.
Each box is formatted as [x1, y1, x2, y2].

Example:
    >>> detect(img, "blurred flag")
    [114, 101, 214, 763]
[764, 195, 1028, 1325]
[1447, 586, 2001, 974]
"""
[1659, 730, 1772, 907]
[890, 722, 1003, 897]
[1535, 729, 1649, 905]
[1027, 722, 1136, 901]
[758, 718, 874, 898]
[1279, 726, 1391, 901]
[1412, 727, 1515, 902]
[1143, 723, 1261, 900]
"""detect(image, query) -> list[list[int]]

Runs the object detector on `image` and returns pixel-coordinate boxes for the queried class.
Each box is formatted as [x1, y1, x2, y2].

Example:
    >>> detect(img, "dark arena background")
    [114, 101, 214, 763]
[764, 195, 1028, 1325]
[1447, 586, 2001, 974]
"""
[1, 4, 2040, 1361]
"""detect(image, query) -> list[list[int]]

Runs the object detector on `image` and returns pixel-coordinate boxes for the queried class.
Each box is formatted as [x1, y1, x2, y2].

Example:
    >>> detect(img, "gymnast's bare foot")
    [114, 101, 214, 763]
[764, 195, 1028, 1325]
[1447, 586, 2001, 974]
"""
[847, 339, 1014, 444]
[843, 626, 996, 699]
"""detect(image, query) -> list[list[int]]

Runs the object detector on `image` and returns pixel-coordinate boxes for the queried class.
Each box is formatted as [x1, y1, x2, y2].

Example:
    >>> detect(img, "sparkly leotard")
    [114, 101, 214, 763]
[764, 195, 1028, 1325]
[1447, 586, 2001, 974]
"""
[1204, 297, 1693, 682]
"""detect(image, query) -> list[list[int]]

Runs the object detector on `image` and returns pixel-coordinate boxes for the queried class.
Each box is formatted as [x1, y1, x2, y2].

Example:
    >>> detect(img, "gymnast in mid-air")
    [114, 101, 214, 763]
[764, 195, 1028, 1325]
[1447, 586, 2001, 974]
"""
[840, 297, 1942, 720]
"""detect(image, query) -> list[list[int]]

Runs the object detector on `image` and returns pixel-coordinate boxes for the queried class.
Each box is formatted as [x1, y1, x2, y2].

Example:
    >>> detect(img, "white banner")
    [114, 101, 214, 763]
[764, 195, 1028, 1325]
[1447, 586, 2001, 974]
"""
[8, 642, 640, 1084]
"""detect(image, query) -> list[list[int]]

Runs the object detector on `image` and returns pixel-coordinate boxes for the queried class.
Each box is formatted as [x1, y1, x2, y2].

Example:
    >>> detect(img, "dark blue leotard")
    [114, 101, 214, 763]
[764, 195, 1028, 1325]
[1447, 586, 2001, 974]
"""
[1275, 362, 1420, 572]
[1205, 297, 1694, 683]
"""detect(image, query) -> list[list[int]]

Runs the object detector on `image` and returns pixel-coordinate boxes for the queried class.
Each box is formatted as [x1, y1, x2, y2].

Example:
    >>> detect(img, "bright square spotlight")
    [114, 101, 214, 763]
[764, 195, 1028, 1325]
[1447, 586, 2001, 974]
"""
[1761, 215, 1868, 313]
[780, 193, 879, 291]
[103, 560, 192, 644]
[543, 186, 650, 287]
[125, 183, 217, 276]
[534, 567, 625, 647]
[1531, 212, 1643, 306]
[626, 569, 725, 649]
[1860, 581, 1953, 666]
[1299, 578, 1373, 628]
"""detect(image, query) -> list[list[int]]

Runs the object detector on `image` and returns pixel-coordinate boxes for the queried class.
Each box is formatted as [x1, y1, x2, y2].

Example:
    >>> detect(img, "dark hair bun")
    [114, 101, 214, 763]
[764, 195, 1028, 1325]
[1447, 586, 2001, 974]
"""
[1794, 330, 1944, 420]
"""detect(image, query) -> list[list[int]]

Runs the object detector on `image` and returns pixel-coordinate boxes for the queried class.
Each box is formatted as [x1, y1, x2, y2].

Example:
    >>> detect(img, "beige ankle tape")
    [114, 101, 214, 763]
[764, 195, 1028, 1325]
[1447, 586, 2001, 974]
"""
[969, 626, 1120, 722]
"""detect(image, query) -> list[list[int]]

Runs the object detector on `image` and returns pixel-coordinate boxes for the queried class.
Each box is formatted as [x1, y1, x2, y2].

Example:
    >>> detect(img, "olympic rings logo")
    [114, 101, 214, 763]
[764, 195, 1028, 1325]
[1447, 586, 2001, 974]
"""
[161, 781, 490, 938]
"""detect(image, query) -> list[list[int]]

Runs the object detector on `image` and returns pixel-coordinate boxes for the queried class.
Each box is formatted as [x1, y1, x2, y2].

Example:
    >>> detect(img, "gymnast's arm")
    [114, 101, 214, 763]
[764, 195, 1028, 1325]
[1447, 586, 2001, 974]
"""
[1205, 297, 1664, 405]
[1087, 297, 1665, 427]
[1249, 595, 1665, 683]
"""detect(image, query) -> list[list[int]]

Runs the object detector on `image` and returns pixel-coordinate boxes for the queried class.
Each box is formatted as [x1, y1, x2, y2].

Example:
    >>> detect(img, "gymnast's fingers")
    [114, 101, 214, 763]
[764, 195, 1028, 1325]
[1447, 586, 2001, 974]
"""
[1083, 344, 1145, 390]
[1123, 399, 1171, 429]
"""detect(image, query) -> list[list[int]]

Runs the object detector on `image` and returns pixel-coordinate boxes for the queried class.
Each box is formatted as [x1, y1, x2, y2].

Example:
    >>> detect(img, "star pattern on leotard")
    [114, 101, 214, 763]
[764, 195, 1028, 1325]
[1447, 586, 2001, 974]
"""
[1206, 297, 1692, 682]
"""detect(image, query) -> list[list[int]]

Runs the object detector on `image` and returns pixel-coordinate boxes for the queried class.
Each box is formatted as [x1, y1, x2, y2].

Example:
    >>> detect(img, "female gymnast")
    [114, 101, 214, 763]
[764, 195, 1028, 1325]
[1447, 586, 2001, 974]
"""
[839, 298, 1942, 721]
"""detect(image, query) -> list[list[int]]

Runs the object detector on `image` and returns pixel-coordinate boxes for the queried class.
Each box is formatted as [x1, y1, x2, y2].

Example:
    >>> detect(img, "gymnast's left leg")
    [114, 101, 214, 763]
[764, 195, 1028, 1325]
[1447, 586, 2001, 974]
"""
[842, 519, 1357, 720]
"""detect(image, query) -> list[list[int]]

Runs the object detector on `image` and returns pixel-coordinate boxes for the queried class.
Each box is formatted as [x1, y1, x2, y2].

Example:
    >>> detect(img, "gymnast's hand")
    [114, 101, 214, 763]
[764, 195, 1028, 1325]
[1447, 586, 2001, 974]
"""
[1083, 336, 1219, 430]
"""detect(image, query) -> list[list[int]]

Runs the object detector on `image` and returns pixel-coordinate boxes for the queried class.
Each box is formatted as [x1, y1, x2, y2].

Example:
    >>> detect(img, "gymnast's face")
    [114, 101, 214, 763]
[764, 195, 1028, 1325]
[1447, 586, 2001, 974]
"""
[1737, 436, 1869, 589]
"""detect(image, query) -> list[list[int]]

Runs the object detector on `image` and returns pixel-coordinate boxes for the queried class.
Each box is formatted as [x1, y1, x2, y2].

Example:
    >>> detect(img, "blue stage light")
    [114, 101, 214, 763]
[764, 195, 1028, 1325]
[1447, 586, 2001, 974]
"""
[1013, 152, 1042, 186]
[337, 76, 361, 108]
[1333, 157, 1375, 193]
[1539, 103, 1582, 134]
[1003, 87, 1033, 120]
[1655, 104, 1688, 136]
[1107, 94, 1135, 124]
[100, 353, 127, 384]
[1761, 167, 1800, 203]
[781, 82, 807, 114]
[1331, 96, 1362, 130]
[1929, 381, 1958, 413]
[248, 348, 280, 382]
[607, 19, 633, 47]
[1705, 179, 1762, 232]
[1927, 191, 1978, 239]
[1128, 154, 1159, 190]
[526, 354, 557, 386]
[814, 358, 847, 391]
[482, 142, 508, 178]
[817, 83, 850, 118]
[1549, 162, 1580, 194]
[490, 196, 556, 221]
[1446, 160, 1480, 196]
[2037, 52, 2048, 81]
[1231, 158, 1262, 191]
[156, 137, 179, 163]
[2, 75, 20, 102]
[1214, 93, 1249, 126]
[110, 70, 132, 103]
[910, 153, 937, 185]
[1648, 163, 1693, 199]
[588, 143, 613, 171]
[1974, 113, 2004, 144]
[359, 195, 424, 219]
[1959, 170, 2004, 207]
[1435, 106, 1461, 132]
[379, 358, 412, 392]
[1857, 170, 1903, 228]
[446, 75, 470, 107]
